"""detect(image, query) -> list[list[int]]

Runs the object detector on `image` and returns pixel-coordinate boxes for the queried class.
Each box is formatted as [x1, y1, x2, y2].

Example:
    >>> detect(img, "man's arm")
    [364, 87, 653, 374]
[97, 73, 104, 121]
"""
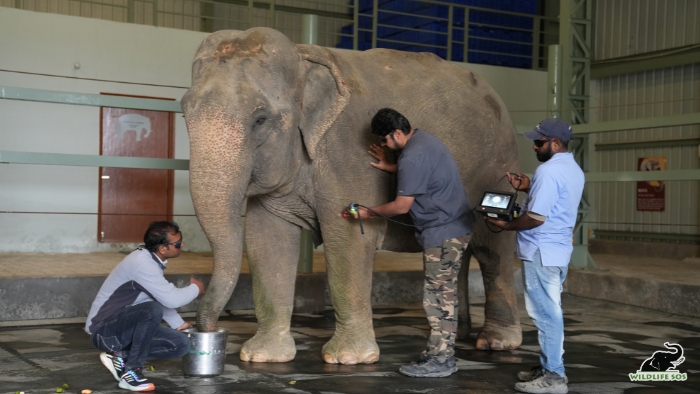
[162, 276, 204, 329]
[134, 264, 200, 309]
[162, 306, 187, 329]
[485, 212, 544, 231]
[353, 195, 415, 220]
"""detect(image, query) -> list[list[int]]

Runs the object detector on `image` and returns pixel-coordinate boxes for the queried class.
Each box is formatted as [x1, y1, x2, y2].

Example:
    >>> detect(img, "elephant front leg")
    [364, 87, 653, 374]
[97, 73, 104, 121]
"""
[239, 198, 300, 362]
[471, 227, 522, 351]
[321, 230, 380, 365]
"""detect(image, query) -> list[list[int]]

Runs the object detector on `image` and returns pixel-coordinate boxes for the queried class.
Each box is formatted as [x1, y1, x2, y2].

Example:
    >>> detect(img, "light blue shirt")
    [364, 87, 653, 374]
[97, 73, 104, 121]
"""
[517, 152, 585, 267]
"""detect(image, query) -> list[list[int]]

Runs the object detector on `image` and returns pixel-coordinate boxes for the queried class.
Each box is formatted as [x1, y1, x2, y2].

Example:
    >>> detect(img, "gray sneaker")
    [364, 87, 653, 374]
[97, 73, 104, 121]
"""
[419, 352, 456, 368]
[518, 366, 545, 382]
[518, 367, 568, 383]
[515, 371, 568, 394]
[399, 357, 458, 378]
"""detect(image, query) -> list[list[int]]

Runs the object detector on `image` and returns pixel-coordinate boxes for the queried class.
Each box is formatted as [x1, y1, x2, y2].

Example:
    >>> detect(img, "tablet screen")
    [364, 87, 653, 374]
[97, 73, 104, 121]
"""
[481, 193, 511, 209]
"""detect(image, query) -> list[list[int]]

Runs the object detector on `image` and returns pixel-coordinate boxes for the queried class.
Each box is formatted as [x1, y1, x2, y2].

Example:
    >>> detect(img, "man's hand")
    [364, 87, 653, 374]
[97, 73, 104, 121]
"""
[176, 321, 194, 331]
[342, 196, 414, 221]
[485, 217, 509, 229]
[507, 172, 531, 191]
[369, 144, 397, 173]
[485, 212, 544, 231]
[190, 276, 205, 295]
[342, 206, 372, 220]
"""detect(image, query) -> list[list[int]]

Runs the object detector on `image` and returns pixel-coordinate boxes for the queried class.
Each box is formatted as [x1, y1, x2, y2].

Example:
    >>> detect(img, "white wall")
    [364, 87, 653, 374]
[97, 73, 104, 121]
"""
[0, 7, 210, 252]
[0, 7, 548, 253]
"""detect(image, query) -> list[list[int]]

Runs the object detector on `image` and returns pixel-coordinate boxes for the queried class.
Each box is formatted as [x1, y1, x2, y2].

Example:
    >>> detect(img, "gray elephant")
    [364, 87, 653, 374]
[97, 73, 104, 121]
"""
[181, 27, 521, 365]
[640, 342, 685, 371]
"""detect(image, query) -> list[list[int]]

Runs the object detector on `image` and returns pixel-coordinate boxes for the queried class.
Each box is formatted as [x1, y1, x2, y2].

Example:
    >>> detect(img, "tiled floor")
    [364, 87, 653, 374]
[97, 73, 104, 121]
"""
[0, 294, 698, 393]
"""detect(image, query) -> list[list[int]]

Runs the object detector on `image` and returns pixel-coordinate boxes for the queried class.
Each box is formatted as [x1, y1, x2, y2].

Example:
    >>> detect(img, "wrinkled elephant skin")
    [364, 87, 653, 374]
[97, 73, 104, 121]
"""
[182, 27, 522, 364]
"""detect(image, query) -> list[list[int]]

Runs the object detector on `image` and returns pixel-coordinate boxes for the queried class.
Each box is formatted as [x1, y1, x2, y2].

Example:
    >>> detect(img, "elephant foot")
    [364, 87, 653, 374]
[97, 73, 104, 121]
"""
[240, 331, 296, 362]
[322, 333, 380, 365]
[475, 324, 522, 351]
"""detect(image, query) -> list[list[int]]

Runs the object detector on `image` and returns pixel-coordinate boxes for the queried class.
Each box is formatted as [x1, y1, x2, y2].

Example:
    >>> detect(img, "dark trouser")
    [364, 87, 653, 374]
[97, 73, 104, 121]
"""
[422, 234, 471, 362]
[90, 301, 190, 371]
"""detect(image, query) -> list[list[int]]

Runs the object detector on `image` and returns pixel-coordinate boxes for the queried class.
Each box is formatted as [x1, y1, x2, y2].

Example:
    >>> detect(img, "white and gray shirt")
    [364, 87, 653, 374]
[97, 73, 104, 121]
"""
[84, 248, 199, 335]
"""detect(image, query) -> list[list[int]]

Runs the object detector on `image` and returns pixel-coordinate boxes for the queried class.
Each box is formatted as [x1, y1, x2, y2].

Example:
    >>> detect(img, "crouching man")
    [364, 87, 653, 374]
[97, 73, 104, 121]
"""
[85, 221, 205, 391]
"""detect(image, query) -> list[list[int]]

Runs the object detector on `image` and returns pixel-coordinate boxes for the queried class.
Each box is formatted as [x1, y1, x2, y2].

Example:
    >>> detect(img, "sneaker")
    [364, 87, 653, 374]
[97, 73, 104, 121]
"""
[119, 368, 155, 392]
[100, 352, 126, 382]
[420, 352, 457, 368]
[399, 357, 458, 378]
[515, 370, 568, 394]
[518, 367, 568, 384]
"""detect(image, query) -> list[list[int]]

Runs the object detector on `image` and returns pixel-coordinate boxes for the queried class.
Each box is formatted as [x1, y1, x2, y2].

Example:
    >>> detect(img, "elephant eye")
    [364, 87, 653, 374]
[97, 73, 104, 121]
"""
[254, 117, 266, 126]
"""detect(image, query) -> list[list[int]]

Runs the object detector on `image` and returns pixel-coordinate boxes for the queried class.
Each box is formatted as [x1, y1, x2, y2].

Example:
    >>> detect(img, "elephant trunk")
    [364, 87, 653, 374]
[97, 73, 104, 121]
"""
[665, 342, 684, 360]
[188, 119, 251, 332]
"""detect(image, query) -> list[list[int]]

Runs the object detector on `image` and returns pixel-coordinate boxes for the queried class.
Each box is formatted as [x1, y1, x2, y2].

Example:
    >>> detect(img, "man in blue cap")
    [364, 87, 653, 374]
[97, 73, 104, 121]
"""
[486, 118, 584, 394]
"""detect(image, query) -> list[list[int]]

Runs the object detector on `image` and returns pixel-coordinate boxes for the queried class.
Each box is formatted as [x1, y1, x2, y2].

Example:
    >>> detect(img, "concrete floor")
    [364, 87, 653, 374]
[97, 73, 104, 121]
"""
[1, 294, 698, 394]
[1, 250, 698, 392]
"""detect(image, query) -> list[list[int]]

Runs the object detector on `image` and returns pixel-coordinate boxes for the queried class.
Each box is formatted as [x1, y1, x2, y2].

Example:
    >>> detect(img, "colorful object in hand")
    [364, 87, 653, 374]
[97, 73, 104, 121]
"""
[342, 203, 359, 219]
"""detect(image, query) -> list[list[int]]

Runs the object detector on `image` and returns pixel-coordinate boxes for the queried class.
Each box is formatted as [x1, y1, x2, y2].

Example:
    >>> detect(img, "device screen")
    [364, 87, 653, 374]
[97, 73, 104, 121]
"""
[481, 193, 511, 209]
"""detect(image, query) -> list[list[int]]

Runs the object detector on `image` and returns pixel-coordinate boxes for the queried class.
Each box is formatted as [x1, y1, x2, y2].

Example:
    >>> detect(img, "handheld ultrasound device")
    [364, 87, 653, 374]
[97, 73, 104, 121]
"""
[476, 191, 520, 222]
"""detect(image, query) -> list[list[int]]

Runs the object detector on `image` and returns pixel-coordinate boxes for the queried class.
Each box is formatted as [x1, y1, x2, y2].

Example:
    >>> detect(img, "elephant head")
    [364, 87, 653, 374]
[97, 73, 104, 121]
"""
[640, 342, 685, 371]
[181, 28, 349, 331]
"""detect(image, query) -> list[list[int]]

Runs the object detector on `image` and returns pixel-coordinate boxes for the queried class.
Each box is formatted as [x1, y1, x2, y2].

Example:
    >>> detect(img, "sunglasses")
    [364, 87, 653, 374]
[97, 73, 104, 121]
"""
[165, 240, 183, 249]
[533, 138, 552, 148]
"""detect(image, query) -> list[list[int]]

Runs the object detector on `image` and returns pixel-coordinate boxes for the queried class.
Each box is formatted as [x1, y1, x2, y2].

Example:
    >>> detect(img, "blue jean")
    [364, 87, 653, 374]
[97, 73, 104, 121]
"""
[90, 301, 190, 371]
[522, 250, 568, 376]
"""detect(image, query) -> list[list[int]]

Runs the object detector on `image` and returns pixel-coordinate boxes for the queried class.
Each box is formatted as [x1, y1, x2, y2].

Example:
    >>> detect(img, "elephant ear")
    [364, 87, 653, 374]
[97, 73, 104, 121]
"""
[297, 45, 350, 160]
[650, 358, 660, 370]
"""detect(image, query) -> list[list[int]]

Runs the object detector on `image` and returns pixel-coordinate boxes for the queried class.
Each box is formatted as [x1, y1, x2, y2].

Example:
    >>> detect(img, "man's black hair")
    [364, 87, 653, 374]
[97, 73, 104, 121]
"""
[144, 221, 180, 252]
[371, 108, 412, 137]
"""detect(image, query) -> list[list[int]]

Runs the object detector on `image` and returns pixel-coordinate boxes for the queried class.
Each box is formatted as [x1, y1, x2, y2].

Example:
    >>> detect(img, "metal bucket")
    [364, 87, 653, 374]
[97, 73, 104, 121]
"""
[182, 328, 229, 377]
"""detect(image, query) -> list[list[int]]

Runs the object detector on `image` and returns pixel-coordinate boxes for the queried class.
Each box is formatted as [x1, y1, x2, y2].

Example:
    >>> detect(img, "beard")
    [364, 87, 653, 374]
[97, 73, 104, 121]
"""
[536, 146, 554, 162]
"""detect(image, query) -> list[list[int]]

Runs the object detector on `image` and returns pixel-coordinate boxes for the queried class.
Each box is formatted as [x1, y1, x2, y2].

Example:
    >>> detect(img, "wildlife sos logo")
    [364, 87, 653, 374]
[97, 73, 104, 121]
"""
[629, 342, 687, 382]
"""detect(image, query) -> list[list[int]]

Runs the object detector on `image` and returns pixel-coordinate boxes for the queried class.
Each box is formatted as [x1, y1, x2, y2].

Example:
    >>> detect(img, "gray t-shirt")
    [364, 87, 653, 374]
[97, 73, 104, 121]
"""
[397, 129, 473, 248]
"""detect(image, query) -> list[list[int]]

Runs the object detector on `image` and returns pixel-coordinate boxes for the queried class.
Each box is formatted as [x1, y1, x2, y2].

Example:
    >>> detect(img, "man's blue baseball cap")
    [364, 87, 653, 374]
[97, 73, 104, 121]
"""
[523, 118, 573, 141]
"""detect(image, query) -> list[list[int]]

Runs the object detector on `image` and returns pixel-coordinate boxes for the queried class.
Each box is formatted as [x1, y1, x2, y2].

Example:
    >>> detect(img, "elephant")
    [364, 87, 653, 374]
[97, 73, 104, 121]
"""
[116, 113, 152, 141]
[640, 342, 685, 371]
[181, 27, 522, 365]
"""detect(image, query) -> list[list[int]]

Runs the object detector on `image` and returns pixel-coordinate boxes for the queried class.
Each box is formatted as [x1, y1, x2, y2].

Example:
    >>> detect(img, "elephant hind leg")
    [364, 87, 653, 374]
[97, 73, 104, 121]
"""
[457, 248, 472, 340]
[470, 223, 522, 351]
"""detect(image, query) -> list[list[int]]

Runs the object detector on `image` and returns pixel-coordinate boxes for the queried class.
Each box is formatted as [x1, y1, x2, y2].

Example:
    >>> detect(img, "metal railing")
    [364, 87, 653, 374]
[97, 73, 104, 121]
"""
[4, 0, 558, 70]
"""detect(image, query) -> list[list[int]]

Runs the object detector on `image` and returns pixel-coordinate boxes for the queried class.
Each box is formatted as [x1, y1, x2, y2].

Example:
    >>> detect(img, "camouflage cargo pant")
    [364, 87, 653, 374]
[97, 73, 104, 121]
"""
[422, 234, 470, 362]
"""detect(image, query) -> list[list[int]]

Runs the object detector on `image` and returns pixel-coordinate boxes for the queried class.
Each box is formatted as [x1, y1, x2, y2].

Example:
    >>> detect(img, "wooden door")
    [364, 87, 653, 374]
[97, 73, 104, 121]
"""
[98, 104, 174, 243]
